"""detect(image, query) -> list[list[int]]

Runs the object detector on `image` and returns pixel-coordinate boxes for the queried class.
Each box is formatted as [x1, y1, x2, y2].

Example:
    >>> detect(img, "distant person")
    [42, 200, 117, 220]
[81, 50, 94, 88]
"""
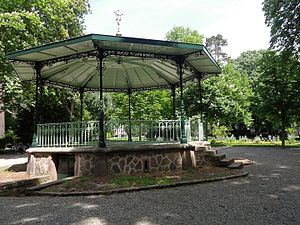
[268, 134, 274, 143]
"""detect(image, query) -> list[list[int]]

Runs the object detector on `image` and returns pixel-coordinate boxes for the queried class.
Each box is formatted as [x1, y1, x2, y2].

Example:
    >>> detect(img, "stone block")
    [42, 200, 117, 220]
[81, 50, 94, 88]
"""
[182, 150, 196, 170]
[195, 146, 207, 152]
[91, 154, 108, 177]
[204, 150, 216, 156]
[227, 162, 243, 169]
[47, 156, 58, 181]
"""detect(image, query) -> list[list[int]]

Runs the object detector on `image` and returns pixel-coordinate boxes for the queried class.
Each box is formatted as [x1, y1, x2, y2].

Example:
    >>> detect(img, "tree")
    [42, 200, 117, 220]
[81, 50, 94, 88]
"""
[183, 62, 253, 129]
[108, 90, 172, 121]
[263, 0, 300, 58]
[0, 0, 90, 142]
[165, 26, 204, 44]
[255, 51, 300, 147]
[204, 63, 252, 127]
[234, 50, 266, 77]
[205, 34, 229, 62]
[233, 50, 269, 135]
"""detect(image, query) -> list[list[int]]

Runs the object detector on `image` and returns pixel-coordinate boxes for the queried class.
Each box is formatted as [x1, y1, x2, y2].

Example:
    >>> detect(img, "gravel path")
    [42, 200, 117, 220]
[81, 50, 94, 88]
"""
[0, 154, 28, 168]
[0, 147, 299, 225]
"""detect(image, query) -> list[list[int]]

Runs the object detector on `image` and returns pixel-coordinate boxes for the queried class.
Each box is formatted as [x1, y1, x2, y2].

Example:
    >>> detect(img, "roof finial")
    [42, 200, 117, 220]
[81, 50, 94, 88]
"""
[114, 10, 123, 37]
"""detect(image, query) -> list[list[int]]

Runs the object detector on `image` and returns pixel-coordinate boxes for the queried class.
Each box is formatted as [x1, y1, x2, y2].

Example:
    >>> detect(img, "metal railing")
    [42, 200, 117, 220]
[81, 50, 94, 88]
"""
[36, 119, 189, 147]
[37, 121, 99, 147]
[189, 118, 205, 141]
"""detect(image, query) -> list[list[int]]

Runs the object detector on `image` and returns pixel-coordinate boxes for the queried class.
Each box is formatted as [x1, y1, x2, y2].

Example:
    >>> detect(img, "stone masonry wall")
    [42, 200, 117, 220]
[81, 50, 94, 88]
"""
[27, 153, 57, 181]
[75, 151, 184, 176]
[75, 152, 107, 177]
[107, 151, 183, 175]
[75, 153, 96, 176]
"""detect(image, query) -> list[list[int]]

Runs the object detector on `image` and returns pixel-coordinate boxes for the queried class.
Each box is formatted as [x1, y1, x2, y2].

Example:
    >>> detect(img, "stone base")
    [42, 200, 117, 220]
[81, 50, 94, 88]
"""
[26, 143, 210, 180]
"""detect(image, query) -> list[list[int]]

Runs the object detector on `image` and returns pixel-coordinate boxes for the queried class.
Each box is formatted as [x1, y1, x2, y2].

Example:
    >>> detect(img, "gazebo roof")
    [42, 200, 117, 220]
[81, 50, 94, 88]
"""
[6, 34, 221, 92]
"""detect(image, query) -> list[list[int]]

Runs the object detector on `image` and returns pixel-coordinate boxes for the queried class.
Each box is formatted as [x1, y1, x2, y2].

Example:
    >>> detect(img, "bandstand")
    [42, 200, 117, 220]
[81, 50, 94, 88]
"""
[7, 34, 221, 180]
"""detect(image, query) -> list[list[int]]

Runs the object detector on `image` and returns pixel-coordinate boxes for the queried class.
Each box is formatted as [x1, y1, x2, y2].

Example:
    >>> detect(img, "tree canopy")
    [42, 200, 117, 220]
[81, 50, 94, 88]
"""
[0, 0, 90, 143]
[255, 51, 300, 146]
[165, 26, 204, 44]
[205, 34, 229, 62]
[263, 0, 300, 58]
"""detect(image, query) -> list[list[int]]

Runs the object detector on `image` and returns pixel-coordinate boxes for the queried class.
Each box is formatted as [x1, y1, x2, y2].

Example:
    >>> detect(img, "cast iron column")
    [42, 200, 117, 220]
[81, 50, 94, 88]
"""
[79, 87, 84, 144]
[177, 57, 187, 143]
[171, 85, 176, 120]
[97, 49, 106, 148]
[32, 62, 43, 147]
[39, 79, 44, 124]
[79, 87, 84, 122]
[197, 73, 206, 141]
[128, 89, 132, 142]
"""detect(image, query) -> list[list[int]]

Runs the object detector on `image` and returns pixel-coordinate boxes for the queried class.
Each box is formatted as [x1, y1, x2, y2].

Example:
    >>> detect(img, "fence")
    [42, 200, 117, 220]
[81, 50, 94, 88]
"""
[36, 119, 192, 147]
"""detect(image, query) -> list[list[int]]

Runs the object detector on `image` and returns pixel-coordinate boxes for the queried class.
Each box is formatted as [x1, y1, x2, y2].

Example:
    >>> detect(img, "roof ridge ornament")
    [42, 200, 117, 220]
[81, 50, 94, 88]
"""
[114, 10, 123, 37]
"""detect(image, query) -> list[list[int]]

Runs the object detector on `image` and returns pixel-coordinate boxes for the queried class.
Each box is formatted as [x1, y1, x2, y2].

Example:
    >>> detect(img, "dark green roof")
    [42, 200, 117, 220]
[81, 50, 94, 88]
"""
[7, 34, 221, 91]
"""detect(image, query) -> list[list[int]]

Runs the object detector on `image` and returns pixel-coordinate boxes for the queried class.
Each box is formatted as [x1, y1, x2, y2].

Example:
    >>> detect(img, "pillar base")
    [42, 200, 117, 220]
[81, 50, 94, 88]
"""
[31, 133, 38, 148]
[98, 141, 106, 148]
[180, 137, 187, 144]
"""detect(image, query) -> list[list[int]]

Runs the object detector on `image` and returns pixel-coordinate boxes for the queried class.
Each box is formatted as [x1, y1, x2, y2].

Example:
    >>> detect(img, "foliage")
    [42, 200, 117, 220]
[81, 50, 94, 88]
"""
[263, 0, 300, 58]
[254, 51, 300, 147]
[165, 26, 204, 44]
[233, 50, 266, 77]
[211, 125, 231, 139]
[0, 0, 90, 142]
[204, 63, 252, 126]
[205, 34, 229, 62]
[0, 0, 90, 52]
[166, 28, 251, 131]
[210, 136, 300, 148]
[109, 90, 173, 121]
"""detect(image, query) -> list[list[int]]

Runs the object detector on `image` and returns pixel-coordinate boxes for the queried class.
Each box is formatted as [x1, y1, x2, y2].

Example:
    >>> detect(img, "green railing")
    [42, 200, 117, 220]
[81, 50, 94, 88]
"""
[36, 119, 194, 147]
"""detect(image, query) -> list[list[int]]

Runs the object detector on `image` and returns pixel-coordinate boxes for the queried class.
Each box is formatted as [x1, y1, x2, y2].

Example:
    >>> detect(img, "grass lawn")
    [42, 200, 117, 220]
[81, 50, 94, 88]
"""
[40, 166, 242, 193]
[210, 140, 300, 148]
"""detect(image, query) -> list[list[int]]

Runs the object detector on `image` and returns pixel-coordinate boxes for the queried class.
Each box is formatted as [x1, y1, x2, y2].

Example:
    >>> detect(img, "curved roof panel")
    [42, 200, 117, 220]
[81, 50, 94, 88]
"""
[7, 34, 221, 92]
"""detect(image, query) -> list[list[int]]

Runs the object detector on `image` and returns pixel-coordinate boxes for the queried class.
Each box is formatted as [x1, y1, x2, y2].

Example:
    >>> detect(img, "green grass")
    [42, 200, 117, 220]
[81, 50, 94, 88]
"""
[109, 175, 174, 187]
[210, 140, 300, 148]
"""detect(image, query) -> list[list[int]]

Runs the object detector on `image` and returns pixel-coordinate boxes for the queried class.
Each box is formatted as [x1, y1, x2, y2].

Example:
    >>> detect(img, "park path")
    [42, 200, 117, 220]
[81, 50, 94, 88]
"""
[0, 154, 28, 168]
[0, 147, 299, 225]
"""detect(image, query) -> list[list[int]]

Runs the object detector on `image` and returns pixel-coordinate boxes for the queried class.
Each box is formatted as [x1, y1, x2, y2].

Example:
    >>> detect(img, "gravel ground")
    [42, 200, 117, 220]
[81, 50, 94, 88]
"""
[0, 154, 28, 168]
[0, 147, 299, 225]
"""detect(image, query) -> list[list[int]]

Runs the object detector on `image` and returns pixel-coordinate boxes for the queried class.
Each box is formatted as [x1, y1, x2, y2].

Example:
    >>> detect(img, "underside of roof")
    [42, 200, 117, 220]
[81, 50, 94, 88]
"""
[6, 34, 221, 92]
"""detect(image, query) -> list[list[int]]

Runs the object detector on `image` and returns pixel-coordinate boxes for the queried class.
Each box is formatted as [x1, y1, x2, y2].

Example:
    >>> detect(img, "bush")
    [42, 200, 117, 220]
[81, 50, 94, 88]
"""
[4, 130, 17, 144]
[212, 125, 231, 139]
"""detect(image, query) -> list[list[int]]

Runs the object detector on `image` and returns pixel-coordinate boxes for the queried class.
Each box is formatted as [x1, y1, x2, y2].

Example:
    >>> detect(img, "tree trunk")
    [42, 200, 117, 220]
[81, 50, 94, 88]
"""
[0, 82, 4, 138]
[66, 99, 75, 122]
[281, 108, 286, 148]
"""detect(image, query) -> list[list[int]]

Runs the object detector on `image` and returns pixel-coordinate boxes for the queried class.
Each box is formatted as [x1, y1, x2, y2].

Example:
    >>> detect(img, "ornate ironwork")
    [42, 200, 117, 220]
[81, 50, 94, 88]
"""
[41, 50, 98, 67]
[176, 56, 187, 144]
[104, 49, 176, 61]
[96, 47, 106, 147]
[114, 10, 123, 35]
[36, 119, 192, 147]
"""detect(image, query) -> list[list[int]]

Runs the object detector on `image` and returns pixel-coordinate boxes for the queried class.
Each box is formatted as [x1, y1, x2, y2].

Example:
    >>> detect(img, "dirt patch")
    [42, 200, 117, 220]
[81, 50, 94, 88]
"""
[0, 164, 29, 183]
[0, 170, 31, 183]
[41, 166, 242, 193]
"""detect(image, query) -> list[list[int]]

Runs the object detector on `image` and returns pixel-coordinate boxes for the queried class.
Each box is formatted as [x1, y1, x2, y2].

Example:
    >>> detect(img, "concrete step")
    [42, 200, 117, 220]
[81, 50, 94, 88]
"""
[227, 162, 243, 169]
[206, 154, 226, 161]
[205, 154, 227, 166]
[0, 176, 49, 196]
[195, 146, 207, 152]
[204, 144, 211, 150]
[218, 158, 235, 167]
[204, 150, 217, 156]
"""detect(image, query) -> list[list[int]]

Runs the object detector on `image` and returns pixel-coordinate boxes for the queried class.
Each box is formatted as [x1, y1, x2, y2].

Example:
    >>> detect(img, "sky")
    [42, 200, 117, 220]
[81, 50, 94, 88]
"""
[84, 0, 270, 59]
